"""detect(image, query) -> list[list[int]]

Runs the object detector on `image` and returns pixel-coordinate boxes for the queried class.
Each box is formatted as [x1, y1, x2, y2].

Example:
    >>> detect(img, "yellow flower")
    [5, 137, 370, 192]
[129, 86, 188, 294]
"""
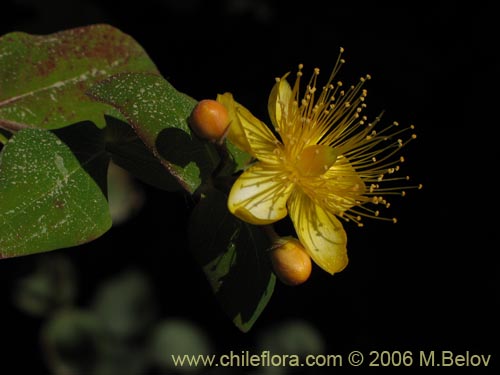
[217, 49, 419, 275]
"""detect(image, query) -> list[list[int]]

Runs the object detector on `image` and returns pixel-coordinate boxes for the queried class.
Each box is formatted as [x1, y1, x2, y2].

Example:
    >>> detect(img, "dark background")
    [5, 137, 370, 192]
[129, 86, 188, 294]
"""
[1, 0, 498, 373]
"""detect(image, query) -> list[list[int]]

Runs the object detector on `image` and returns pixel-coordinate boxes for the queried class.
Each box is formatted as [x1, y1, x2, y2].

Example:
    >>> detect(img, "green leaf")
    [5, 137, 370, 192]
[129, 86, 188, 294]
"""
[56, 117, 183, 193]
[88, 72, 220, 193]
[0, 128, 112, 258]
[104, 116, 183, 192]
[227, 139, 252, 172]
[0, 24, 158, 131]
[188, 189, 275, 332]
[53, 121, 110, 196]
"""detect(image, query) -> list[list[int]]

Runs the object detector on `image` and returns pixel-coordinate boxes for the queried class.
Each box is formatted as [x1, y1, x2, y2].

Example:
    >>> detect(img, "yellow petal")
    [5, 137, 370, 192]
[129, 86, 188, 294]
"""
[322, 155, 366, 212]
[228, 163, 293, 225]
[218, 92, 279, 164]
[268, 74, 293, 132]
[288, 189, 348, 275]
[217, 92, 252, 154]
[235, 105, 280, 164]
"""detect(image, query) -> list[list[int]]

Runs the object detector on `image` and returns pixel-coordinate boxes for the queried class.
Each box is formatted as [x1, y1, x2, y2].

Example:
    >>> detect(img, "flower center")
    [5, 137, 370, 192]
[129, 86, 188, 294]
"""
[295, 145, 338, 177]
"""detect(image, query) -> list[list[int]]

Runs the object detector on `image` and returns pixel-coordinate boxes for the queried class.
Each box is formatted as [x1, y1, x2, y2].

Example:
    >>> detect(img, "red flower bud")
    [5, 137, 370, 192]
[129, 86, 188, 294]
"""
[270, 237, 312, 286]
[189, 99, 230, 142]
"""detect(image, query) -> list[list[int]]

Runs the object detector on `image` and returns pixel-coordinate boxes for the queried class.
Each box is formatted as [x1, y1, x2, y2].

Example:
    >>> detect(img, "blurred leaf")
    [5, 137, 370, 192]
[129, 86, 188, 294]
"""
[88, 72, 219, 193]
[107, 162, 144, 225]
[0, 24, 159, 131]
[42, 309, 100, 375]
[94, 341, 148, 375]
[188, 189, 275, 332]
[13, 255, 76, 316]
[0, 129, 111, 258]
[92, 270, 156, 339]
[256, 319, 325, 356]
[151, 319, 213, 373]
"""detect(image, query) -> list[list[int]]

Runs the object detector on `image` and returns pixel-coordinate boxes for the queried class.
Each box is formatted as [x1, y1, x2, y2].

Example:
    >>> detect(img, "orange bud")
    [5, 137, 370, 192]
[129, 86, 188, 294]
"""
[189, 99, 230, 142]
[270, 237, 312, 286]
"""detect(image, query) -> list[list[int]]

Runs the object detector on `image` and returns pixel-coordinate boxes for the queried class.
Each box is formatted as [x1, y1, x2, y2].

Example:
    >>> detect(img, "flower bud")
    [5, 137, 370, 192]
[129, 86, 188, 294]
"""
[270, 237, 312, 286]
[189, 99, 230, 142]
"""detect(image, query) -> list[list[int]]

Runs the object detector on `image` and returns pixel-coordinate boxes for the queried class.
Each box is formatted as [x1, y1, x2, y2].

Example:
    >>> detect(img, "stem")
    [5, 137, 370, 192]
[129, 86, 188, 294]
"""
[262, 224, 280, 242]
[0, 119, 31, 132]
[212, 141, 230, 178]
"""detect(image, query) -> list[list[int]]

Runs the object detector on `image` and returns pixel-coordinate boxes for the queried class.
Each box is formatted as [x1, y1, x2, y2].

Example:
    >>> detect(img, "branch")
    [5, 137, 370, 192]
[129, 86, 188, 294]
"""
[0, 119, 32, 132]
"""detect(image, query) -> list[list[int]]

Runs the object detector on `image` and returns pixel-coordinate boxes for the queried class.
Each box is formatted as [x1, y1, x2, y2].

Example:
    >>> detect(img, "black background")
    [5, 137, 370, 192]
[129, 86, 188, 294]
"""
[1, 0, 498, 373]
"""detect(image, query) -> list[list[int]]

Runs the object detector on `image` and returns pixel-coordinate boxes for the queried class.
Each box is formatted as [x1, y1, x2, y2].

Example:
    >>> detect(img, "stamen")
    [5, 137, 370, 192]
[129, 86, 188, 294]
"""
[270, 48, 420, 226]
